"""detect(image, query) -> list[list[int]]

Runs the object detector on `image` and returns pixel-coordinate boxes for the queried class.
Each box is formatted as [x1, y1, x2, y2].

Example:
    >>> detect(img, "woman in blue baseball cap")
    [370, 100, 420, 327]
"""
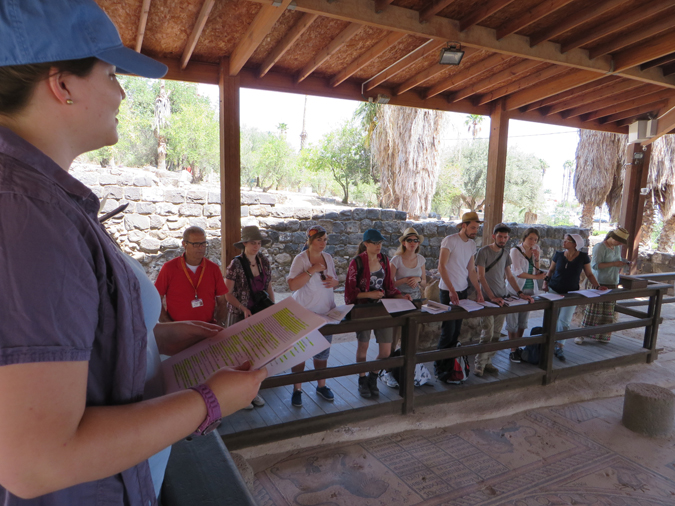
[0, 1, 266, 504]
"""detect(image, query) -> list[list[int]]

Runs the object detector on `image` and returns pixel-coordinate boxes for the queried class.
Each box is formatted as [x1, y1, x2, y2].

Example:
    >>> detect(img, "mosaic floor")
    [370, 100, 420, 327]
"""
[252, 396, 675, 505]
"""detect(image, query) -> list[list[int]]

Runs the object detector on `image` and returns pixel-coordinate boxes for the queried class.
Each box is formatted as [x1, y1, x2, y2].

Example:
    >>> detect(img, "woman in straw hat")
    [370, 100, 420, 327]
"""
[543, 234, 606, 361]
[577, 227, 630, 344]
[391, 227, 427, 301]
[0, 1, 265, 502]
[286, 225, 339, 407]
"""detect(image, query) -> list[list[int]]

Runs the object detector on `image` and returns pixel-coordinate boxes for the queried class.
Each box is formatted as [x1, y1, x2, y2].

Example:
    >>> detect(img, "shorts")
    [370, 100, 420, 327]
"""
[356, 327, 393, 344]
[314, 334, 333, 360]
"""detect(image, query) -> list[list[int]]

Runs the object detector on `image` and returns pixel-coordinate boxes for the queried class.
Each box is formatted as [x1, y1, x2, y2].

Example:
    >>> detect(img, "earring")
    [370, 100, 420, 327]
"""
[66, 99, 73, 105]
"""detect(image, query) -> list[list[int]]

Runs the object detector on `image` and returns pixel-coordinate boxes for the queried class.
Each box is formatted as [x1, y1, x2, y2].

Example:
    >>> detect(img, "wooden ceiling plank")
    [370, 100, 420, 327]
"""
[296, 22, 364, 83]
[247, 0, 675, 88]
[259, 13, 318, 78]
[365, 39, 445, 91]
[641, 52, 675, 71]
[421, 49, 498, 98]
[613, 31, 675, 72]
[394, 63, 450, 96]
[134, 0, 152, 52]
[330, 31, 406, 87]
[375, 0, 395, 13]
[560, 0, 675, 54]
[230, 0, 293, 76]
[504, 70, 602, 110]
[476, 64, 562, 105]
[495, 0, 576, 40]
[449, 59, 539, 102]
[601, 99, 668, 124]
[180, 0, 216, 70]
[459, 0, 517, 32]
[663, 62, 675, 76]
[528, 0, 631, 48]
[546, 79, 644, 115]
[419, 0, 460, 24]
[525, 76, 617, 111]
[588, 14, 675, 60]
[564, 84, 658, 118]
[586, 89, 675, 121]
[642, 101, 675, 144]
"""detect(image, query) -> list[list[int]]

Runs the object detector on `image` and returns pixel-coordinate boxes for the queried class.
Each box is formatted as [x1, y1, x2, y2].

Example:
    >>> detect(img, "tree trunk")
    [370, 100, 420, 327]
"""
[580, 202, 595, 230]
[657, 214, 675, 252]
[524, 211, 537, 224]
[157, 136, 167, 171]
[640, 195, 655, 249]
[342, 178, 349, 204]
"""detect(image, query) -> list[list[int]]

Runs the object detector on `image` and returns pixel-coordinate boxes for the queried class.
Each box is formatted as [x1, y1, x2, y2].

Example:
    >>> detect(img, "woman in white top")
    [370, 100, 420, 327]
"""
[390, 227, 427, 301]
[506, 228, 546, 363]
[286, 226, 339, 408]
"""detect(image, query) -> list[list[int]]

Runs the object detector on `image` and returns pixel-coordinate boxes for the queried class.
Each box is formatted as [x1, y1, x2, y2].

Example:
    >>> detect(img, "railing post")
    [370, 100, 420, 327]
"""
[645, 289, 663, 363]
[541, 300, 557, 385]
[401, 316, 419, 415]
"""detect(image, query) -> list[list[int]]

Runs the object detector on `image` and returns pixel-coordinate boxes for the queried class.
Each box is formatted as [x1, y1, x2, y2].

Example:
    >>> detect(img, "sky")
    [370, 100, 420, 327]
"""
[198, 84, 580, 200]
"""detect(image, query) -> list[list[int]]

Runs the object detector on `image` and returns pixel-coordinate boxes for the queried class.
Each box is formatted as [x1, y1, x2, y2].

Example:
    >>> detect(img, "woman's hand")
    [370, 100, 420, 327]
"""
[490, 297, 505, 307]
[405, 277, 420, 288]
[242, 307, 252, 319]
[154, 321, 222, 356]
[534, 272, 547, 280]
[368, 290, 385, 299]
[542, 281, 549, 292]
[205, 362, 268, 417]
[323, 275, 339, 288]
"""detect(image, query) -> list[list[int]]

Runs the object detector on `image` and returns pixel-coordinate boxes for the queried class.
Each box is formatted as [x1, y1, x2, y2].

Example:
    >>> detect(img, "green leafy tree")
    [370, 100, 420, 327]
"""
[432, 162, 463, 218]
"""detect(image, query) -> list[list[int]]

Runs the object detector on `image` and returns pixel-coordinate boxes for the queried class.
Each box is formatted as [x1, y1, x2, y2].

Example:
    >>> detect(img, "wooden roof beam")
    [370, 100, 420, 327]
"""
[560, 0, 675, 54]
[297, 22, 363, 83]
[419, 0, 460, 24]
[259, 13, 318, 78]
[424, 51, 508, 99]
[588, 14, 675, 60]
[641, 52, 675, 71]
[585, 89, 675, 121]
[330, 31, 406, 87]
[546, 79, 644, 116]
[613, 31, 675, 72]
[364, 39, 445, 91]
[496, 0, 576, 40]
[230, 0, 293, 76]
[528, 0, 631, 48]
[522, 77, 617, 112]
[375, 0, 395, 13]
[180, 0, 216, 69]
[505, 70, 602, 110]
[449, 59, 540, 103]
[248, 0, 675, 88]
[459, 0, 516, 32]
[394, 62, 451, 96]
[564, 84, 658, 118]
[476, 64, 562, 105]
[602, 100, 669, 124]
[642, 101, 675, 145]
[664, 62, 675, 76]
[134, 0, 152, 52]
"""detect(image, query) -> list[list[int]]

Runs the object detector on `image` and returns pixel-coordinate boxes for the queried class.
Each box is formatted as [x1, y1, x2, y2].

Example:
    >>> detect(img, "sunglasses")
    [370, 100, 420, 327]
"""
[405, 238, 419, 243]
[320, 271, 327, 281]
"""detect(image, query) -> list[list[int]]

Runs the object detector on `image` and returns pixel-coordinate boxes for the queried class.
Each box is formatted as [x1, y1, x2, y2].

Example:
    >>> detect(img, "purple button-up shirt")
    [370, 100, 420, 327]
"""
[0, 127, 155, 505]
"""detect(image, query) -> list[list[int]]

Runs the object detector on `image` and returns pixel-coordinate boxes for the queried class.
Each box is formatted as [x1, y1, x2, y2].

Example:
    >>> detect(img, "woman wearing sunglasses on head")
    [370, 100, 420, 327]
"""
[390, 227, 427, 301]
[286, 226, 340, 408]
[0, 1, 266, 503]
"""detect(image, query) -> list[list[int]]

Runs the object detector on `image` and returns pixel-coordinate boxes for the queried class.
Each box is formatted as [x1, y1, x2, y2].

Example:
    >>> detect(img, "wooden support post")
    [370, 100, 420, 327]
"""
[219, 58, 241, 270]
[483, 99, 509, 241]
[401, 317, 419, 415]
[619, 143, 652, 274]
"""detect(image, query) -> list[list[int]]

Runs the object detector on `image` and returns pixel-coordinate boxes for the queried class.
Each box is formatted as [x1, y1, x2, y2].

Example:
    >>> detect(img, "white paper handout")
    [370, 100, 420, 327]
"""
[570, 288, 608, 298]
[322, 304, 354, 324]
[265, 330, 331, 376]
[478, 301, 500, 308]
[422, 300, 450, 314]
[381, 298, 417, 313]
[538, 292, 565, 301]
[161, 297, 327, 393]
[503, 296, 530, 307]
[456, 299, 484, 312]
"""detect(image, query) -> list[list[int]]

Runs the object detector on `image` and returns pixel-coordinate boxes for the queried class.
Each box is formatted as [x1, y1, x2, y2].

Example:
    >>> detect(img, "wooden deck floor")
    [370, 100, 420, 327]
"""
[218, 322, 648, 440]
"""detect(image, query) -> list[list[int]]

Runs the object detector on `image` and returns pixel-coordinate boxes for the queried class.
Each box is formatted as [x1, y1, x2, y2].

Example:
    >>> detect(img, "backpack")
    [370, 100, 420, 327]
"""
[380, 349, 434, 389]
[435, 343, 470, 384]
[520, 326, 543, 365]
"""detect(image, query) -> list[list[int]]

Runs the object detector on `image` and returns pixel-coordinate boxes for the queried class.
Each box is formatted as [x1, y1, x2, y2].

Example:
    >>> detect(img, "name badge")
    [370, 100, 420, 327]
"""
[191, 298, 204, 308]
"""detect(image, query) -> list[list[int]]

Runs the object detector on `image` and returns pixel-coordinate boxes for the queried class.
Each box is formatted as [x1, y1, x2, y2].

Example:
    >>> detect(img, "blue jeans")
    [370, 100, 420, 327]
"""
[550, 288, 575, 348]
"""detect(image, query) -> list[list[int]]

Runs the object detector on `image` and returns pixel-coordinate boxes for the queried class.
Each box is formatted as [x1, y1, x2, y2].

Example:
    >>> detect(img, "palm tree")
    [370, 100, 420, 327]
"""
[464, 114, 485, 138]
[647, 134, 675, 251]
[153, 82, 171, 171]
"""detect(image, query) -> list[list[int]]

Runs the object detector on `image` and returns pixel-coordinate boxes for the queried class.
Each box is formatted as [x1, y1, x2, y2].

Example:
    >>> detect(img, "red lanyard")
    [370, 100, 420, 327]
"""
[181, 256, 205, 299]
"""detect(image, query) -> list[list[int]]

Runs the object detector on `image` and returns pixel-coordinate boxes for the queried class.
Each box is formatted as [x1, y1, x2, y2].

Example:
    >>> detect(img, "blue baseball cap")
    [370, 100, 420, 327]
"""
[0, 0, 167, 78]
[363, 229, 385, 243]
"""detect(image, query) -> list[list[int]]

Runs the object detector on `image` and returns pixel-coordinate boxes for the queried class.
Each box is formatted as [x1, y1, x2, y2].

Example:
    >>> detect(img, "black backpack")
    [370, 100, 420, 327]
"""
[520, 326, 543, 365]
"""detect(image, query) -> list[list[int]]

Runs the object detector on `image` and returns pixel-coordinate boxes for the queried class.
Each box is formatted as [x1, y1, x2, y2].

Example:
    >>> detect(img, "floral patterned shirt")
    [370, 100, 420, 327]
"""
[225, 253, 272, 316]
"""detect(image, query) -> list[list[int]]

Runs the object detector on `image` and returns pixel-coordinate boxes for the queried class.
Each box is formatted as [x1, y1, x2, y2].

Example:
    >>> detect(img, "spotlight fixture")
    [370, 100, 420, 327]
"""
[439, 42, 464, 65]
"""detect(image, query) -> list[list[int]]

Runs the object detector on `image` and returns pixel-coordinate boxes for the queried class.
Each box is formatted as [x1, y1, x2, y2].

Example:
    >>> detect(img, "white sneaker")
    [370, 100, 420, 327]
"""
[575, 337, 584, 345]
[251, 394, 265, 407]
[243, 403, 254, 410]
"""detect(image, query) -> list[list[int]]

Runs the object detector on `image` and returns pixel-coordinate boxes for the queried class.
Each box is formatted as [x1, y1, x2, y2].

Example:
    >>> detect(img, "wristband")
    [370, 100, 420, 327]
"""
[305, 270, 311, 277]
[517, 290, 524, 296]
[544, 276, 551, 282]
[189, 384, 222, 436]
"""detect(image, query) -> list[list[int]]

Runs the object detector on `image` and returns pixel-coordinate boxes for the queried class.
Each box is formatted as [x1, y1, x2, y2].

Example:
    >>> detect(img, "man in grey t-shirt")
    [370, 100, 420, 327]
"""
[474, 223, 533, 376]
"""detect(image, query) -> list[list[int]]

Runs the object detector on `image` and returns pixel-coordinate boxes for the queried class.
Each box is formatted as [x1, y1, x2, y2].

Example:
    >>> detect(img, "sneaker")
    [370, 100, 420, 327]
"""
[367, 372, 380, 397]
[251, 394, 265, 407]
[509, 349, 522, 363]
[316, 386, 335, 402]
[358, 376, 372, 398]
[291, 390, 303, 407]
[574, 337, 584, 345]
[554, 347, 566, 361]
[243, 403, 254, 410]
[381, 371, 399, 388]
[484, 363, 499, 374]
[474, 367, 484, 377]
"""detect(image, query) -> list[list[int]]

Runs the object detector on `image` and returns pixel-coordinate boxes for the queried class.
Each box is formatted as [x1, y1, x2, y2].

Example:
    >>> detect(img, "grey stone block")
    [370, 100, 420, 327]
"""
[99, 174, 117, 185]
[127, 230, 145, 243]
[279, 233, 292, 243]
[133, 175, 153, 187]
[156, 203, 179, 216]
[77, 172, 99, 186]
[292, 232, 305, 243]
[249, 205, 269, 217]
[117, 172, 134, 186]
[240, 192, 257, 205]
[101, 199, 119, 213]
[360, 219, 373, 232]
[149, 215, 165, 229]
[240, 206, 249, 217]
[125, 214, 150, 230]
[167, 218, 187, 230]
[160, 237, 181, 250]
[207, 191, 221, 204]
[424, 223, 438, 236]
[395, 211, 407, 221]
[324, 212, 339, 220]
[348, 233, 362, 244]
[188, 217, 207, 229]
[622, 383, 675, 437]
[365, 208, 380, 220]
[257, 193, 277, 205]
[271, 207, 294, 218]
[352, 208, 367, 220]
[186, 190, 208, 203]
[332, 221, 345, 234]
[203, 204, 221, 217]
[105, 186, 124, 199]
[345, 221, 360, 233]
[346, 245, 359, 257]
[295, 208, 312, 220]
[136, 202, 156, 215]
[338, 209, 352, 221]
[165, 189, 186, 204]
[380, 209, 395, 221]
[142, 187, 164, 203]
[124, 187, 142, 201]
[179, 204, 202, 217]
[275, 253, 292, 266]
[328, 233, 343, 245]
[286, 219, 300, 232]
[325, 245, 336, 255]
[139, 237, 161, 253]
[207, 217, 220, 229]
